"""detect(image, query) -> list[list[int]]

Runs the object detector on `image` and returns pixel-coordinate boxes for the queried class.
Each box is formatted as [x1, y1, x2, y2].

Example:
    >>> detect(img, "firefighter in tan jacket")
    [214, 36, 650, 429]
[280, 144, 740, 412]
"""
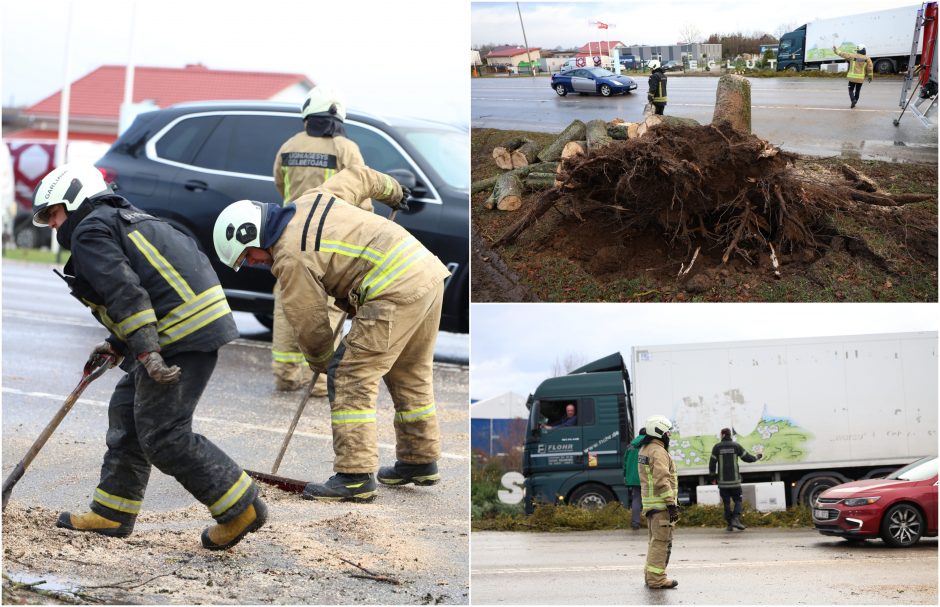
[638, 415, 680, 589]
[833, 43, 873, 108]
[271, 86, 373, 396]
[213, 166, 450, 502]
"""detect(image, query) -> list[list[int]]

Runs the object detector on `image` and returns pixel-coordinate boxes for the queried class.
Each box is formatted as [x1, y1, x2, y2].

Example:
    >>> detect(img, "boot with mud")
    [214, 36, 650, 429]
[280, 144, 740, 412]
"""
[731, 515, 747, 530]
[303, 473, 377, 502]
[201, 496, 267, 551]
[56, 511, 134, 538]
[649, 579, 679, 589]
[377, 461, 440, 486]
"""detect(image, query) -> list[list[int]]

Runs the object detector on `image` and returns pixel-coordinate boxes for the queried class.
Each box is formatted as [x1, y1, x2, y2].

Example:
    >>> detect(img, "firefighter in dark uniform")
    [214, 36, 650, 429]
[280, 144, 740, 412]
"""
[648, 64, 668, 115]
[31, 163, 266, 551]
[709, 427, 763, 531]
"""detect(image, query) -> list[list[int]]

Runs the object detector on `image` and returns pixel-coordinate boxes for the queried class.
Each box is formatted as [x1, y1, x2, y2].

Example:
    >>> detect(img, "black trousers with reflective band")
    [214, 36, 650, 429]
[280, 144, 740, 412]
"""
[90, 351, 257, 524]
[719, 486, 743, 520]
[848, 82, 863, 103]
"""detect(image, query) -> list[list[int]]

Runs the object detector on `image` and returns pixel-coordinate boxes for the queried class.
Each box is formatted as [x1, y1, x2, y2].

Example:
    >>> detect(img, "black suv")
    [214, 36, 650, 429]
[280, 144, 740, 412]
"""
[96, 101, 468, 332]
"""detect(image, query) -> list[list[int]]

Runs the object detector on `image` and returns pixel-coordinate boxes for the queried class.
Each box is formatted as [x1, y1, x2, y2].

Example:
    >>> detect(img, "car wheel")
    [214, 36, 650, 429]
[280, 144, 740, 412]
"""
[880, 503, 924, 547]
[568, 483, 617, 510]
[600, 84, 612, 97]
[554, 84, 568, 96]
[253, 313, 274, 330]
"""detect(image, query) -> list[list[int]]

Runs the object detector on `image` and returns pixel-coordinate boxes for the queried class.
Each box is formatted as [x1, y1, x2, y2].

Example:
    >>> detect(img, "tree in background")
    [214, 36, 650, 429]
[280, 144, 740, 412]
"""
[552, 352, 587, 377]
[707, 31, 777, 59]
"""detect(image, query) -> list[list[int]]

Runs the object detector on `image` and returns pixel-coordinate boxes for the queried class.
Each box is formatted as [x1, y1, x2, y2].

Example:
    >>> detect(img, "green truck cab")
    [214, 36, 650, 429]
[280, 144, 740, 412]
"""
[522, 353, 636, 513]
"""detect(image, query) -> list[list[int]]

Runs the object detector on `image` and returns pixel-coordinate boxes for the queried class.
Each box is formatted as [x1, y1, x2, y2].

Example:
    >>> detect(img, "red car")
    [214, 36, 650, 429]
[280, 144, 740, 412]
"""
[813, 456, 938, 547]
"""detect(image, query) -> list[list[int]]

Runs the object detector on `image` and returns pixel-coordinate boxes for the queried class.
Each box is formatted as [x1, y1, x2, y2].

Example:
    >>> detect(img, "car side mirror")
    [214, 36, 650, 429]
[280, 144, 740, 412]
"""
[386, 168, 417, 190]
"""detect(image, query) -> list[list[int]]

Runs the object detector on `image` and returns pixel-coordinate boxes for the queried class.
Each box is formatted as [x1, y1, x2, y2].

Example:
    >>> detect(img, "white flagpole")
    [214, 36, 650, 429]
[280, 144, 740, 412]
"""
[52, 0, 75, 255]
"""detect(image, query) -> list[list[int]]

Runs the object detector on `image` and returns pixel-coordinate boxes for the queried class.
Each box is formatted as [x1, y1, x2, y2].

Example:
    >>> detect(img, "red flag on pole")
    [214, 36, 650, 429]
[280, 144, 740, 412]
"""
[597, 21, 609, 29]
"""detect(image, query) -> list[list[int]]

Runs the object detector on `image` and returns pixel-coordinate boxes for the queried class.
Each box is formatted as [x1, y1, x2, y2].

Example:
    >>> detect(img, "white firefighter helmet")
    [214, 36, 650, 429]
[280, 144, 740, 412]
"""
[32, 163, 109, 226]
[213, 199, 266, 271]
[856, 43, 866, 53]
[301, 85, 346, 122]
[645, 415, 673, 439]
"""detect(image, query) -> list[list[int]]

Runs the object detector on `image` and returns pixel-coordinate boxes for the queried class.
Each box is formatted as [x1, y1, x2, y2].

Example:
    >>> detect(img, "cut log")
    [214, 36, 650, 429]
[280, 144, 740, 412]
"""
[660, 116, 701, 128]
[537, 119, 586, 162]
[495, 173, 524, 211]
[712, 74, 752, 133]
[627, 123, 640, 139]
[492, 147, 514, 170]
[510, 139, 542, 168]
[586, 119, 613, 150]
[482, 189, 496, 210]
[561, 140, 587, 159]
[840, 163, 879, 192]
[471, 162, 560, 194]
[525, 175, 556, 190]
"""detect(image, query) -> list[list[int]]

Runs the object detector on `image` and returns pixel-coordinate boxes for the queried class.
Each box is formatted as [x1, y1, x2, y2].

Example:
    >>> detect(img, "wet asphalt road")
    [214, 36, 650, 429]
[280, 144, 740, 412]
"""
[1, 259, 470, 601]
[471, 75, 939, 163]
[471, 528, 939, 605]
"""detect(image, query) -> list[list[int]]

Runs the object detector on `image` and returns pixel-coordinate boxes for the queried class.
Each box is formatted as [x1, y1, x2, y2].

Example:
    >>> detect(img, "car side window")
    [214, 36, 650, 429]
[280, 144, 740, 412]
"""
[192, 115, 299, 175]
[344, 123, 411, 174]
[155, 116, 222, 164]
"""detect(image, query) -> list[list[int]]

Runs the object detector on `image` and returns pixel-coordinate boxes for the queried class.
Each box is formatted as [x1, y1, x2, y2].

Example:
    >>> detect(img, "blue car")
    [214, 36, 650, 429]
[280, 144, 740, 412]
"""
[551, 67, 637, 97]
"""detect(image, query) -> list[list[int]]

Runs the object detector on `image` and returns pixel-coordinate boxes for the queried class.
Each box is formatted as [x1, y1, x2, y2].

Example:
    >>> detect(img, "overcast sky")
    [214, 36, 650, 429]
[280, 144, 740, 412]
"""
[472, 0, 924, 49]
[1, 0, 469, 125]
[470, 303, 939, 400]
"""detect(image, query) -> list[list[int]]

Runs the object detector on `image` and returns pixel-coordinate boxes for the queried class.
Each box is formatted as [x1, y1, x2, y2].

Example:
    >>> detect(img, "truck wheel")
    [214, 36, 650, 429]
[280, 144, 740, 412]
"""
[880, 503, 924, 547]
[798, 475, 842, 507]
[785, 64, 798, 72]
[568, 484, 616, 509]
[873, 59, 895, 75]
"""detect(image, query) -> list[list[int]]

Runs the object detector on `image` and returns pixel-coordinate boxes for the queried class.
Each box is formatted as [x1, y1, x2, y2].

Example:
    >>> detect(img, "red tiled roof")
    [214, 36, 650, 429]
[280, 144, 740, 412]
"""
[578, 41, 626, 53]
[486, 47, 540, 58]
[3, 129, 116, 143]
[24, 64, 313, 120]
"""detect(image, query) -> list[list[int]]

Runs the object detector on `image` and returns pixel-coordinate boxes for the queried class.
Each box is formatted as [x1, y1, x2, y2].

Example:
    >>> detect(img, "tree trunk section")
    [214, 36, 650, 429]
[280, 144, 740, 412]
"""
[586, 119, 613, 150]
[511, 139, 542, 168]
[537, 120, 587, 162]
[495, 173, 524, 211]
[561, 140, 587, 159]
[608, 124, 630, 140]
[712, 74, 752, 133]
[492, 147, 514, 170]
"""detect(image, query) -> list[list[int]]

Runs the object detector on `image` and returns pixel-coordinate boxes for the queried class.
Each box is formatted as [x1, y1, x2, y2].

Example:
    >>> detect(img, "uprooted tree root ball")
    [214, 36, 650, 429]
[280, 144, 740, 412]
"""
[494, 121, 936, 283]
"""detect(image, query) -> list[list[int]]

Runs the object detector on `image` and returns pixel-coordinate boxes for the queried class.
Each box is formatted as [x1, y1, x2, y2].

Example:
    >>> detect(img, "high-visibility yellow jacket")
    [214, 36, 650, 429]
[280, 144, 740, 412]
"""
[833, 48, 873, 84]
[273, 131, 371, 211]
[638, 437, 678, 514]
[270, 166, 451, 369]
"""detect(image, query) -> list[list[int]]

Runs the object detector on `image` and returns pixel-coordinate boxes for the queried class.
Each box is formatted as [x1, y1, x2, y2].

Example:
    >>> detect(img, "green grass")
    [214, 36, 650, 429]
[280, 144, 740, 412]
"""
[2, 248, 69, 264]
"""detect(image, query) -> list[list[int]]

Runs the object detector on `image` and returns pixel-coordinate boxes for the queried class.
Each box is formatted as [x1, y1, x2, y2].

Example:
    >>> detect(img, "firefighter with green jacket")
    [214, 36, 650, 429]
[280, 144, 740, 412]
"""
[623, 427, 646, 530]
[833, 43, 873, 108]
[31, 163, 266, 551]
[638, 415, 679, 589]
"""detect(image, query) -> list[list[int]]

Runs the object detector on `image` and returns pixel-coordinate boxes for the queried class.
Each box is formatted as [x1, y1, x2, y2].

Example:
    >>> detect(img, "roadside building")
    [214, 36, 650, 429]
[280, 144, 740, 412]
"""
[471, 392, 529, 458]
[485, 47, 542, 69]
[621, 43, 723, 66]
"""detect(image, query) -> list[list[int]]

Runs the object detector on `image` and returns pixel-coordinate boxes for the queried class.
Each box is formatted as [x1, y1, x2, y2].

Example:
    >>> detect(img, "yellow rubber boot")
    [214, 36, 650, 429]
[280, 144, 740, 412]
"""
[201, 497, 267, 550]
[56, 511, 134, 538]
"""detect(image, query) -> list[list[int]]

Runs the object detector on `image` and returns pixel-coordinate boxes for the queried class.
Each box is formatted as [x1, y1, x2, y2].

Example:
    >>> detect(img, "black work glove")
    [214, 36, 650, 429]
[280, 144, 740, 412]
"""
[667, 504, 680, 523]
[757, 453, 764, 460]
[647, 93, 654, 102]
[85, 341, 123, 373]
[137, 352, 181, 384]
[392, 186, 411, 211]
[867, 77, 872, 84]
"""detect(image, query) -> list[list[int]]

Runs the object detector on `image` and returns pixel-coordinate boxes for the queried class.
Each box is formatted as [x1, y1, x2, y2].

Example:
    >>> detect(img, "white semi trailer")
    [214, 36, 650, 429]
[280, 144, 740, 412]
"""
[633, 332, 938, 507]
[777, 4, 924, 74]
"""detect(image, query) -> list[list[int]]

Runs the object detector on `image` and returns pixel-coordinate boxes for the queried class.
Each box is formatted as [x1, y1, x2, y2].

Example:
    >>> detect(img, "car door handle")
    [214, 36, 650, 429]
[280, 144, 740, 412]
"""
[184, 180, 208, 192]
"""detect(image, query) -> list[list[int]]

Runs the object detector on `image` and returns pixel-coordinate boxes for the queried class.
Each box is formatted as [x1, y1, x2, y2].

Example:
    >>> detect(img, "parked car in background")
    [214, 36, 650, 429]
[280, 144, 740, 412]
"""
[661, 60, 684, 72]
[551, 68, 637, 97]
[95, 101, 469, 333]
[619, 54, 640, 69]
[813, 456, 938, 547]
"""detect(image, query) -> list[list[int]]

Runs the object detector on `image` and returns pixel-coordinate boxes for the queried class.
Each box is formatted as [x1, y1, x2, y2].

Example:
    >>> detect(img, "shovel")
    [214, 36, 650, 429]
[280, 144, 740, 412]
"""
[246, 204, 405, 493]
[2, 360, 112, 511]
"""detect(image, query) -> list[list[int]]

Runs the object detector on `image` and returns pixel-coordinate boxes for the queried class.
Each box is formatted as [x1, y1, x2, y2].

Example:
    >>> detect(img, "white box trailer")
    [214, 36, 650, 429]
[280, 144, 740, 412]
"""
[632, 332, 938, 506]
[778, 4, 923, 73]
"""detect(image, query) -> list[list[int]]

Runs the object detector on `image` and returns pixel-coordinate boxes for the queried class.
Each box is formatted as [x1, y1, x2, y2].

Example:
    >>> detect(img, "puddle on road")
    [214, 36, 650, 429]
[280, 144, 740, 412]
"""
[4, 571, 84, 599]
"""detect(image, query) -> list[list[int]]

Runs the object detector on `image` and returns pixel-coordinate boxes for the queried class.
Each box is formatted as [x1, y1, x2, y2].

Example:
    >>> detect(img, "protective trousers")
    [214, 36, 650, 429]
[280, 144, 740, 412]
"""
[848, 82, 863, 105]
[89, 351, 258, 525]
[719, 486, 743, 522]
[272, 280, 343, 392]
[326, 282, 444, 473]
[645, 509, 674, 587]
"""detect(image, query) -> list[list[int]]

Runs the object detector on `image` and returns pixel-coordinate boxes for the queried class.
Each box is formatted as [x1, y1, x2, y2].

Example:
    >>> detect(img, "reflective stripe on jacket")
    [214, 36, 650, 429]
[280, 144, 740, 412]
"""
[68, 196, 238, 359]
[273, 131, 372, 212]
[638, 437, 677, 514]
[708, 438, 758, 488]
[270, 166, 451, 368]
[834, 49, 873, 84]
[649, 71, 668, 103]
